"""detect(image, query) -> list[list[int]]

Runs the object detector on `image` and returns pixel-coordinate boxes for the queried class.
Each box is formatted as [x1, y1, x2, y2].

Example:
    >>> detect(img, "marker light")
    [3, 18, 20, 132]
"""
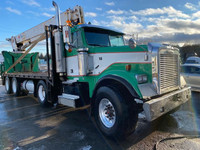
[125, 64, 131, 71]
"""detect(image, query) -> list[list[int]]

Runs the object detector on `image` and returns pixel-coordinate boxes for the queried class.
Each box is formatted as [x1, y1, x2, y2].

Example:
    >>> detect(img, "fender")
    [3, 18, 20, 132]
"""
[92, 75, 140, 99]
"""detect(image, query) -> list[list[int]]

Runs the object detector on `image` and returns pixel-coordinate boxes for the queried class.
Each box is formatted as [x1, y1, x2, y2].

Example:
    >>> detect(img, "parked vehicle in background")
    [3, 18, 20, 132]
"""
[181, 64, 200, 92]
[185, 56, 200, 64]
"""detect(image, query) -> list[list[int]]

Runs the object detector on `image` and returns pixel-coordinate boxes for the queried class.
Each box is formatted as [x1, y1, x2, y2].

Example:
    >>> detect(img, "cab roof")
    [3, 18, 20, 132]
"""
[76, 24, 124, 35]
[181, 63, 200, 67]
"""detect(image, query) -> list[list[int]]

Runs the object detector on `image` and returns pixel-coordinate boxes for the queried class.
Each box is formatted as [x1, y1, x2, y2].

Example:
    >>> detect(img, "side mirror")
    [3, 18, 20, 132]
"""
[128, 38, 137, 49]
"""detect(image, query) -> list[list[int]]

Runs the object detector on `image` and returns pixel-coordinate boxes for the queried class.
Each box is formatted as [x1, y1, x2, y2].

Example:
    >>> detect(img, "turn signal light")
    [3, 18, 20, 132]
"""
[66, 20, 72, 27]
[68, 48, 72, 53]
[126, 64, 131, 71]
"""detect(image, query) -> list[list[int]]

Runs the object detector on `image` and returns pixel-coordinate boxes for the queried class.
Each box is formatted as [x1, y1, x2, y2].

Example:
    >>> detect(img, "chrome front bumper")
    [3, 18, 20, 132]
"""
[143, 87, 191, 121]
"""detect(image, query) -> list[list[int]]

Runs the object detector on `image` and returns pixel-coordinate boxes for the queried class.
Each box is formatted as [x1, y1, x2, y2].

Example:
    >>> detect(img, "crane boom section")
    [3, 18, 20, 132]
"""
[8, 5, 84, 51]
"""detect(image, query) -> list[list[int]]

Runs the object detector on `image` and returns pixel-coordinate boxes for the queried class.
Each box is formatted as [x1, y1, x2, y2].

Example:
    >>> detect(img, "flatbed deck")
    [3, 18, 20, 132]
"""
[4, 72, 51, 79]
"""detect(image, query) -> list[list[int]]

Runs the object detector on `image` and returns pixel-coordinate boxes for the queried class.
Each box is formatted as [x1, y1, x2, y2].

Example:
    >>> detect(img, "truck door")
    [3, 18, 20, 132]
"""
[66, 30, 84, 76]
[187, 66, 200, 88]
[181, 65, 191, 86]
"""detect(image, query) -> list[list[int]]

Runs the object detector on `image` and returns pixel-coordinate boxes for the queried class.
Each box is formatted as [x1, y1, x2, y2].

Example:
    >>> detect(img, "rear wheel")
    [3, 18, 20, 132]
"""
[12, 77, 21, 96]
[5, 77, 12, 94]
[94, 86, 138, 138]
[37, 80, 49, 107]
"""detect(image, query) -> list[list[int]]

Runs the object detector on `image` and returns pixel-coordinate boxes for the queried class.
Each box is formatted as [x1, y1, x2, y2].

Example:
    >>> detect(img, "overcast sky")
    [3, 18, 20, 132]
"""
[0, 0, 199, 52]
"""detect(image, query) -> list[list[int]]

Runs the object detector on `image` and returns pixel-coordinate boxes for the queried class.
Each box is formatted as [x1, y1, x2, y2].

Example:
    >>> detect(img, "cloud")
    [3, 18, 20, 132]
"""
[0, 41, 12, 50]
[42, 12, 53, 17]
[165, 20, 200, 32]
[192, 11, 200, 18]
[85, 12, 97, 17]
[104, 15, 142, 33]
[92, 19, 99, 25]
[27, 11, 54, 17]
[21, 0, 40, 7]
[129, 15, 138, 21]
[105, 2, 115, 6]
[42, 7, 55, 12]
[107, 10, 124, 15]
[185, 2, 197, 11]
[114, 21, 142, 34]
[96, 8, 102, 11]
[107, 15, 126, 22]
[101, 7, 200, 44]
[6, 7, 21, 15]
[139, 33, 200, 44]
[130, 6, 189, 18]
[135, 18, 200, 44]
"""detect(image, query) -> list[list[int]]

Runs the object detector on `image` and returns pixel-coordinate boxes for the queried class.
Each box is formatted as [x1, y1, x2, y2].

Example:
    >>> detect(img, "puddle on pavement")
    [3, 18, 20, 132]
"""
[171, 110, 200, 133]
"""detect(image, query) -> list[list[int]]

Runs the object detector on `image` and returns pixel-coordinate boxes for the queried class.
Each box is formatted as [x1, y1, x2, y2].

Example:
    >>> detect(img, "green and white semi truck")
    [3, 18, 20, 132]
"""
[0, 1, 191, 137]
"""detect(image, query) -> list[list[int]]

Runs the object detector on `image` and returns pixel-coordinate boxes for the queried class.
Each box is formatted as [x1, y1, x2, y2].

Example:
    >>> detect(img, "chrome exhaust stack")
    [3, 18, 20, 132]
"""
[52, 1, 66, 73]
[52, 1, 61, 29]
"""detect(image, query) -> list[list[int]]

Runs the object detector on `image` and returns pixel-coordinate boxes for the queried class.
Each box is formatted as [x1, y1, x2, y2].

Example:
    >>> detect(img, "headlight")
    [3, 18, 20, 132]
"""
[135, 74, 148, 84]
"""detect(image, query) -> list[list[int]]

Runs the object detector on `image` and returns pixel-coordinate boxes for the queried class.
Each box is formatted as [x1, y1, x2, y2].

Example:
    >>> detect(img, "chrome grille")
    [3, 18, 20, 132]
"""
[159, 52, 179, 94]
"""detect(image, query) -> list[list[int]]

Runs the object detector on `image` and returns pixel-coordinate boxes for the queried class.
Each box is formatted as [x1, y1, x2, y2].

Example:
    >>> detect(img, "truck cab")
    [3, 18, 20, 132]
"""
[59, 24, 191, 137]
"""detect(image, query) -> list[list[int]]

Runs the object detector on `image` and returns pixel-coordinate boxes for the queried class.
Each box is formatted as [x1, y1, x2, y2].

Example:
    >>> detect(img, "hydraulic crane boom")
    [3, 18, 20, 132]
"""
[7, 3, 84, 52]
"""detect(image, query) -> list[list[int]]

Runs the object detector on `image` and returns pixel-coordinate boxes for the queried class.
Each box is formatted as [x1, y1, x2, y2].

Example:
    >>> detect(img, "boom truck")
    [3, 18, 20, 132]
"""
[0, 1, 191, 137]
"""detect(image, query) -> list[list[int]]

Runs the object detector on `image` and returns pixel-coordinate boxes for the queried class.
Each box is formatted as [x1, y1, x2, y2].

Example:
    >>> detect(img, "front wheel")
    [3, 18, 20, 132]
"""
[94, 86, 138, 138]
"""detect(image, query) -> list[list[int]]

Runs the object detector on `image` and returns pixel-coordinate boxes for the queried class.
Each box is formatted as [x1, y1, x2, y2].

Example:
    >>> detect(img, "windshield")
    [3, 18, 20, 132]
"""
[181, 66, 200, 74]
[185, 60, 199, 64]
[109, 35, 124, 46]
[84, 28, 124, 47]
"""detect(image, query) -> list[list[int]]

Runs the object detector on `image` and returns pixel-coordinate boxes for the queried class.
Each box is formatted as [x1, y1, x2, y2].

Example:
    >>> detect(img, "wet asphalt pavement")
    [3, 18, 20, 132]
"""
[0, 85, 200, 150]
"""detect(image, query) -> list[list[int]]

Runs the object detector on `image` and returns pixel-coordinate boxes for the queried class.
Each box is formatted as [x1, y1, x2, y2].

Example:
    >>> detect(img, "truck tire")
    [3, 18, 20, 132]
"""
[5, 77, 12, 94]
[12, 77, 21, 96]
[94, 86, 138, 138]
[37, 80, 49, 107]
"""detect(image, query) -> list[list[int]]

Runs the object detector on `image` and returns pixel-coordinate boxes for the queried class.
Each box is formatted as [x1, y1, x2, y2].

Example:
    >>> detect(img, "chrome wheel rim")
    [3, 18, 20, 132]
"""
[12, 79, 17, 93]
[5, 78, 9, 92]
[38, 85, 45, 102]
[99, 98, 116, 128]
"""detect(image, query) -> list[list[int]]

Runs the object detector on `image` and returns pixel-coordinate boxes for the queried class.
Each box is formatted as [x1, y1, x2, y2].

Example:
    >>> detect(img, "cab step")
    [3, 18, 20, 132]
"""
[58, 93, 80, 108]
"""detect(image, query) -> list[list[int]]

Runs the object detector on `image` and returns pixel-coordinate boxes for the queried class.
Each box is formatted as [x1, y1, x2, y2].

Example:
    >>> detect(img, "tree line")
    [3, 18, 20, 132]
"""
[178, 45, 200, 64]
[38, 53, 51, 61]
